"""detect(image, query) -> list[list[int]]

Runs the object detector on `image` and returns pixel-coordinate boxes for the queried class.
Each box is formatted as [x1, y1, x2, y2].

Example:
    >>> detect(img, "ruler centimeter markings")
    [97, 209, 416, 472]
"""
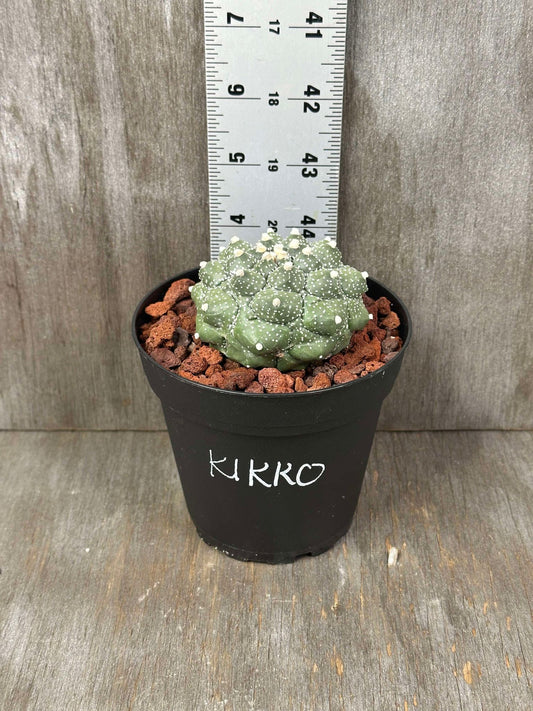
[203, 0, 348, 258]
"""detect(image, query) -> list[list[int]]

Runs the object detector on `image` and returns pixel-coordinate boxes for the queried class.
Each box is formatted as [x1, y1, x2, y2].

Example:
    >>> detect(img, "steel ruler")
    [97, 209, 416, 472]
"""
[203, 0, 348, 258]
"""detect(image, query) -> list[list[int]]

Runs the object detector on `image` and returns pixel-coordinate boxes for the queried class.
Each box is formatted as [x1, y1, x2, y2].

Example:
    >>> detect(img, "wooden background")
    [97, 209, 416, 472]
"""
[1, 0, 532, 430]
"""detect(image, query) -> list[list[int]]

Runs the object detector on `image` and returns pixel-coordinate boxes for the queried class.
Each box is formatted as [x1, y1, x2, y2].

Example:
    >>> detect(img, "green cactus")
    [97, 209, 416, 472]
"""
[190, 232, 370, 371]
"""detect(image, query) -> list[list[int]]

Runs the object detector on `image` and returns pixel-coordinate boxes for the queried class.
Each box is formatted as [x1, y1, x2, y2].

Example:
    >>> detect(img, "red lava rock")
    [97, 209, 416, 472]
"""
[176, 306, 197, 334]
[145, 312, 180, 351]
[245, 381, 264, 394]
[294, 376, 307, 392]
[141, 279, 404, 393]
[173, 344, 189, 362]
[144, 279, 194, 318]
[381, 311, 400, 330]
[343, 349, 364, 368]
[366, 305, 379, 324]
[223, 359, 241, 370]
[145, 300, 171, 318]
[333, 369, 358, 385]
[180, 352, 208, 375]
[347, 363, 366, 376]
[286, 370, 306, 381]
[363, 360, 384, 374]
[312, 363, 338, 379]
[205, 363, 223, 377]
[375, 296, 392, 316]
[174, 298, 194, 314]
[216, 367, 258, 391]
[345, 331, 381, 365]
[364, 318, 379, 336]
[164, 278, 195, 306]
[258, 368, 294, 394]
[329, 353, 346, 369]
[176, 369, 203, 384]
[308, 373, 332, 391]
[150, 347, 183, 369]
[195, 345, 223, 365]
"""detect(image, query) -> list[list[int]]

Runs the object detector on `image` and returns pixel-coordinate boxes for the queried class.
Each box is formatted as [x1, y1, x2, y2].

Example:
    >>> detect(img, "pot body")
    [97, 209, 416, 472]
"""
[133, 269, 411, 563]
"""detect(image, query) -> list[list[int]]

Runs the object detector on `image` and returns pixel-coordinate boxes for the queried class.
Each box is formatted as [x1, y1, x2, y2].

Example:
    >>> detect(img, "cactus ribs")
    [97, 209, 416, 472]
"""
[190, 235, 370, 371]
[139, 277, 403, 394]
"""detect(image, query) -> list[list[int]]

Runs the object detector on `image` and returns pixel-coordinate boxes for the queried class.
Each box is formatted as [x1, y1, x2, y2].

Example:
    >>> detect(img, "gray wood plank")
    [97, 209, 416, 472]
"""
[0, 0, 207, 431]
[340, 0, 533, 430]
[1, 0, 532, 430]
[1, 431, 532, 709]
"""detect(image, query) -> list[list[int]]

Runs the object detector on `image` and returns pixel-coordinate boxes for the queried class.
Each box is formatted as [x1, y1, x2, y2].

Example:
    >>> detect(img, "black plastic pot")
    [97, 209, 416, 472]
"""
[133, 269, 411, 564]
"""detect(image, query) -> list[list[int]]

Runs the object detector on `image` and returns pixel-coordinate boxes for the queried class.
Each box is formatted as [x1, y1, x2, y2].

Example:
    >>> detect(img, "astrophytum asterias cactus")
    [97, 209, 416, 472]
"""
[190, 232, 370, 371]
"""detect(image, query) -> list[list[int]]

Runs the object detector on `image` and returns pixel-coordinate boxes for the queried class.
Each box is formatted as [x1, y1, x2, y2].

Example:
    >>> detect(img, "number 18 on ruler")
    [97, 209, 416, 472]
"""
[204, 0, 348, 257]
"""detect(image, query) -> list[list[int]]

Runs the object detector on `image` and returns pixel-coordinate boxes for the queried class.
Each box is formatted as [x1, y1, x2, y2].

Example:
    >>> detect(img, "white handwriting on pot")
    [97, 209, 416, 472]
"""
[209, 450, 326, 488]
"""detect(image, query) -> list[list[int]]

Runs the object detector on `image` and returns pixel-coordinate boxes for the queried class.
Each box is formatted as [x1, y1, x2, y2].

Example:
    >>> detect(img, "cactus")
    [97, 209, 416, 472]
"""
[190, 232, 370, 371]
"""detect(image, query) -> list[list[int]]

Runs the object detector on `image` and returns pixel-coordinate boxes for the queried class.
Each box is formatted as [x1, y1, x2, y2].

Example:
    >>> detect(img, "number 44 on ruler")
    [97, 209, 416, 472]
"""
[203, 1, 348, 257]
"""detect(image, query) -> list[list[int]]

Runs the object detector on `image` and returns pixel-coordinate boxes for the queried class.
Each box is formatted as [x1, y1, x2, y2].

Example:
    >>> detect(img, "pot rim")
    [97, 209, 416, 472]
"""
[132, 268, 412, 398]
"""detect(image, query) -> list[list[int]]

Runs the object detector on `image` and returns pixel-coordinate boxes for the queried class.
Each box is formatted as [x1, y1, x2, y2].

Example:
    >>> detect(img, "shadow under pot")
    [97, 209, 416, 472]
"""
[132, 268, 411, 564]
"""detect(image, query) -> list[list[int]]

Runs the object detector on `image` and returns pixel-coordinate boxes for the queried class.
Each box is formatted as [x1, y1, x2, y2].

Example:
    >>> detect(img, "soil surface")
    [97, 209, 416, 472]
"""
[139, 278, 404, 393]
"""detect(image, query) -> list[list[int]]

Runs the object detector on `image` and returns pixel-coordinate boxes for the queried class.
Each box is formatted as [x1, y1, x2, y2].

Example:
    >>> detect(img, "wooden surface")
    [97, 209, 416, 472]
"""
[1, 430, 532, 709]
[1, 0, 532, 430]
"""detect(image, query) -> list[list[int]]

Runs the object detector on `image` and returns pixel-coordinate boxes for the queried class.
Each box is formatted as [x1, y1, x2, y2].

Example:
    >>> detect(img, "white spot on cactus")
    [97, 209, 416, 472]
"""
[255, 342, 263, 351]
[230, 236, 240, 244]
[262, 251, 275, 261]
[235, 268, 245, 277]
[233, 248, 244, 257]
[302, 246, 312, 256]
[335, 315, 342, 324]
[201, 303, 209, 312]
[188, 285, 193, 292]
[199, 260, 207, 268]
[290, 228, 300, 235]
[289, 239, 300, 249]
[256, 243, 267, 253]
[266, 227, 275, 233]
[272, 297, 281, 307]
[283, 262, 293, 271]
[330, 270, 339, 278]
[361, 271, 369, 279]
[369, 313, 374, 320]
[273, 243, 285, 253]
[261, 233, 273, 242]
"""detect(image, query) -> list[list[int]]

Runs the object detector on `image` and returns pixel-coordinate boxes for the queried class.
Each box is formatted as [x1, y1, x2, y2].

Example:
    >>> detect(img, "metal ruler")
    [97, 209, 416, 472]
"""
[203, 0, 348, 258]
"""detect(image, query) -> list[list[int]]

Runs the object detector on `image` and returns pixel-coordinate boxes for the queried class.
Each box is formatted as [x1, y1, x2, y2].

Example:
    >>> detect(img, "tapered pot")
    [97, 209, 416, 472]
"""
[133, 269, 411, 563]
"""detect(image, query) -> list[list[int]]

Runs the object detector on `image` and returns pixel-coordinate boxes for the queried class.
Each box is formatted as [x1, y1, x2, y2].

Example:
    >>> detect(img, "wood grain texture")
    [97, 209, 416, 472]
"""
[340, 0, 533, 429]
[0, 0, 531, 429]
[0, 0, 207, 430]
[1, 431, 532, 709]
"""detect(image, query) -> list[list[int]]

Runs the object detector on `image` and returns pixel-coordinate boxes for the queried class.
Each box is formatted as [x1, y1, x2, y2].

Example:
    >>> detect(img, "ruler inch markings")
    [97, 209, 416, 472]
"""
[204, 0, 348, 258]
